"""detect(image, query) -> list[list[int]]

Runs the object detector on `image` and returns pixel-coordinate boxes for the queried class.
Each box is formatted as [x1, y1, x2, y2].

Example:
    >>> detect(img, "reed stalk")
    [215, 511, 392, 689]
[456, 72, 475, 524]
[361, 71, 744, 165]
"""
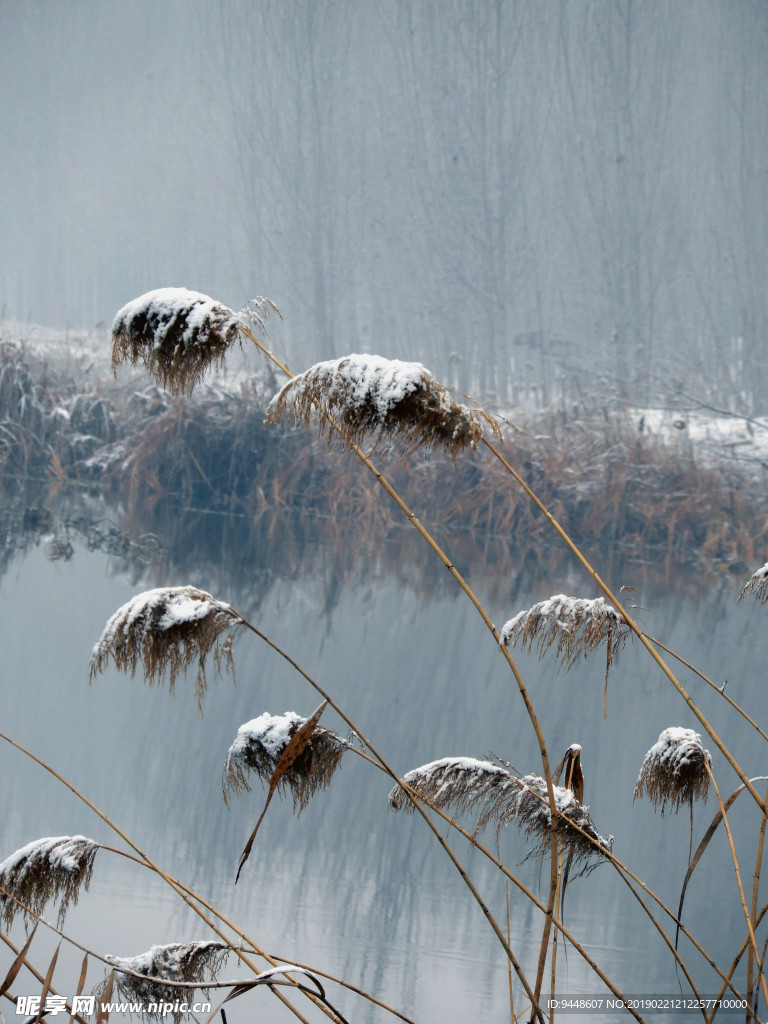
[706, 764, 768, 1011]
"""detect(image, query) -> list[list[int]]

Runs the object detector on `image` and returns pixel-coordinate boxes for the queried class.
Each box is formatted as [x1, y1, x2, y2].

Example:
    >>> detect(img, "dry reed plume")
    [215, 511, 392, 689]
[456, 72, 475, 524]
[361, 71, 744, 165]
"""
[389, 757, 612, 869]
[738, 561, 768, 603]
[634, 728, 711, 814]
[111, 288, 242, 396]
[101, 941, 230, 1020]
[0, 835, 98, 927]
[223, 710, 347, 811]
[89, 586, 240, 706]
[264, 353, 500, 460]
[500, 594, 630, 671]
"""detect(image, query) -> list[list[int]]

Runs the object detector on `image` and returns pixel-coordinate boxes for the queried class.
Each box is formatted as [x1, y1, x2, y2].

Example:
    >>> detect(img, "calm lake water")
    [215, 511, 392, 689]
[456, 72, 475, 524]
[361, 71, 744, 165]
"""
[2, 515, 766, 1023]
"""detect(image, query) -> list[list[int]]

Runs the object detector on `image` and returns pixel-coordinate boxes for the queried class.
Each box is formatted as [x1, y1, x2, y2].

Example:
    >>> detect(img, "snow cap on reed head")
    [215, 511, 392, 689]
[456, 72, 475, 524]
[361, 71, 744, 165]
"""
[223, 710, 347, 810]
[634, 727, 711, 814]
[111, 288, 244, 395]
[89, 586, 240, 706]
[265, 353, 500, 460]
[739, 561, 768, 603]
[389, 756, 612, 870]
[0, 835, 98, 927]
[100, 941, 230, 1022]
[500, 594, 630, 669]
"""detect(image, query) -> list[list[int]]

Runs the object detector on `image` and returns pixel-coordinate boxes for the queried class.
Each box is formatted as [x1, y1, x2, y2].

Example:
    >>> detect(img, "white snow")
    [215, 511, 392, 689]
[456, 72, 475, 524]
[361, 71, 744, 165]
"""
[229, 711, 305, 762]
[112, 288, 237, 349]
[644, 727, 711, 770]
[268, 353, 451, 419]
[105, 941, 224, 978]
[0, 835, 97, 881]
[500, 594, 623, 647]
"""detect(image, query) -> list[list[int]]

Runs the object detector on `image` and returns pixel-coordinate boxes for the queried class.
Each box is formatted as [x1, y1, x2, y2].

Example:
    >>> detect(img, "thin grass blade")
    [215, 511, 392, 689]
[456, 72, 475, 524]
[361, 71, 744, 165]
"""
[35, 943, 60, 1024]
[236, 702, 328, 881]
[675, 783, 748, 949]
[96, 970, 115, 1024]
[0, 923, 37, 997]
[69, 954, 88, 1024]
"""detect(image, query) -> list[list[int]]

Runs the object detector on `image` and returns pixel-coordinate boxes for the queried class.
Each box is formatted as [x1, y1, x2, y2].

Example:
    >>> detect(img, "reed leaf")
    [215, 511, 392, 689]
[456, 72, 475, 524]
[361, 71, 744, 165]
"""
[264, 354, 500, 460]
[634, 727, 711, 814]
[500, 594, 630, 672]
[100, 941, 230, 1022]
[89, 586, 240, 707]
[223, 709, 346, 809]
[0, 924, 37, 997]
[111, 289, 242, 396]
[739, 562, 768, 603]
[0, 836, 98, 927]
[389, 757, 612, 871]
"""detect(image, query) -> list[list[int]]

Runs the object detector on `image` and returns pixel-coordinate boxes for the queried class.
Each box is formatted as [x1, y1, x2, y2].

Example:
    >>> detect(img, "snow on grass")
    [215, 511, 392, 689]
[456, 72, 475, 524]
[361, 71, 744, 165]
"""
[265, 352, 498, 459]
[0, 836, 98, 926]
[634, 727, 711, 813]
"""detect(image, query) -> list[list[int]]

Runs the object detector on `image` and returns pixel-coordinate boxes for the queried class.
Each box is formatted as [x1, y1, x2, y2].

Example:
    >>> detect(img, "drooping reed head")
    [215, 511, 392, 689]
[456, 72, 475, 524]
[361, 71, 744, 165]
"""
[101, 942, 230, 1021]
[500, 594, 630, 670]
[634, 727, 711, 814]
[0, 835, 98, 927]
[223, 710, 347, 811]
[264, 354, 500, 460]
[738, 561, 768, 603]
[389, 757, 612, 870]
[111, 288, 242, 395]
[89, 586, 240, 706]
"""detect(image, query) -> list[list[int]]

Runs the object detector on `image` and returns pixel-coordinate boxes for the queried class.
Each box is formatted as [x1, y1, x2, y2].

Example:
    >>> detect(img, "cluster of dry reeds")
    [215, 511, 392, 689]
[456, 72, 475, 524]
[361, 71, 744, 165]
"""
[4, 287, 768, 1024]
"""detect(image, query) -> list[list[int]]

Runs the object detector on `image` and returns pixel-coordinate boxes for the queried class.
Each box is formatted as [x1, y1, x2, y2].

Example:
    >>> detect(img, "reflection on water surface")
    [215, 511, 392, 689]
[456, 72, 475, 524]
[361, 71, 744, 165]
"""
[1, 494, 766, 1023]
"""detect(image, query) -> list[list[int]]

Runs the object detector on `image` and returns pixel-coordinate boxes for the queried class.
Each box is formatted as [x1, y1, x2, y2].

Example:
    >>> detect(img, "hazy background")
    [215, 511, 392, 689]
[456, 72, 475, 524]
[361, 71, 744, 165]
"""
[2, 0, 767, 408]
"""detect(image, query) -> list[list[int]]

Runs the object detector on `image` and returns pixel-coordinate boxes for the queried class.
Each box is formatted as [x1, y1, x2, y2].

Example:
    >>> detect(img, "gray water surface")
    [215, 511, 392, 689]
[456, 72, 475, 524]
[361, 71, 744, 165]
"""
[2, 541, 766, 1023]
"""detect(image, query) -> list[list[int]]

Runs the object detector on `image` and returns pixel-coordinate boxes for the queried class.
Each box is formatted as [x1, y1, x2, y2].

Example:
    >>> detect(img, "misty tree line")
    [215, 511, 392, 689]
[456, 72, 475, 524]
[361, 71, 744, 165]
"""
[2, 0, 767, 411]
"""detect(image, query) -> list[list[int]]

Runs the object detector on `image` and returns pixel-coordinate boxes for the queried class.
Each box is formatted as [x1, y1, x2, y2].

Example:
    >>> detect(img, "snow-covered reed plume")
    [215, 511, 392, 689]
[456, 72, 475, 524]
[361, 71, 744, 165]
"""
[0, 835, 98, 927]
[500, 594, 630, 670]
[90, 586, 240, 705]
[101, 942, 230, 1021]
[223, 710, 347, 810]
[111, 288, 244, 395]
[739, 561, 768, 603]
[634, 728, 711, 814]
[389, 757, 612, 869]
[265, 354, 500, 460]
